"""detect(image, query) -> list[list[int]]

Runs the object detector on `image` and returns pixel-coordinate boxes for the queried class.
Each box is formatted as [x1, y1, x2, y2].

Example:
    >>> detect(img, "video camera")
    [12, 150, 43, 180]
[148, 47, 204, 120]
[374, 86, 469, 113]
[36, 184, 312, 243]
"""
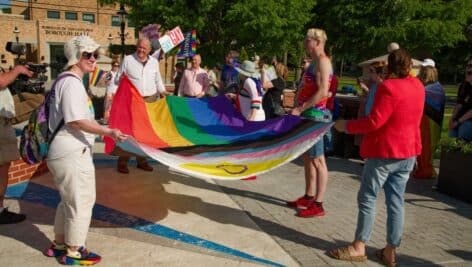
[5, 41, 49, 94]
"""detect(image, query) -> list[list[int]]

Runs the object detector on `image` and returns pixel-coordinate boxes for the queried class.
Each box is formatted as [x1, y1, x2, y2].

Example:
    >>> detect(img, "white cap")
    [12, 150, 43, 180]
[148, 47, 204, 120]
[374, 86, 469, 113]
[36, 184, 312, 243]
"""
[64, 35, 100, 69]
[387, 42, 400, 53]
[421, 58, 435, 68]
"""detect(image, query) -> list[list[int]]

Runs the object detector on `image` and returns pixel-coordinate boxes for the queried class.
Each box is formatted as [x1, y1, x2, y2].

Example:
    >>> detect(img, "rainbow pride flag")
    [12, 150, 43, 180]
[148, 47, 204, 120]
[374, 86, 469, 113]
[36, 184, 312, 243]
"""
[414, 82, 445, 179]
[105, 76, 332, 179]
[89, 67, 106, 87]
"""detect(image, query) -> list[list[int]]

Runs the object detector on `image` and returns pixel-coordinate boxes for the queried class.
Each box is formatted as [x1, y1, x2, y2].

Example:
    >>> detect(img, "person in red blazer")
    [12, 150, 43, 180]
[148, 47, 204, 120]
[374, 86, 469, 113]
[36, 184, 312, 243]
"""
[329, 48, 425, 266]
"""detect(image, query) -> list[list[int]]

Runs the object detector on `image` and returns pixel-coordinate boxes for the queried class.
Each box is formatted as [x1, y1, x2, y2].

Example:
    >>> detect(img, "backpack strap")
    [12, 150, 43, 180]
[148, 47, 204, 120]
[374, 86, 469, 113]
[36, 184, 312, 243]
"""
[47, 73, 81, 144]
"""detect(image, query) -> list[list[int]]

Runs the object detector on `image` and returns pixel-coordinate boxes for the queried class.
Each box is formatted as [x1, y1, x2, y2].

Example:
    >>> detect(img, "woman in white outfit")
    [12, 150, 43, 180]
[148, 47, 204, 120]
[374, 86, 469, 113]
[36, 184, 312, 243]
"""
[43, 36, 127, 265]
[234, 60, 265, 121]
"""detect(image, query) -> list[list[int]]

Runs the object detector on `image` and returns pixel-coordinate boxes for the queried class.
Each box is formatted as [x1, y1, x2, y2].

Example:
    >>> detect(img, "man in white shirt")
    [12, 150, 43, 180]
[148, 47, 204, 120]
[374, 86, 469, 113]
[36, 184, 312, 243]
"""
[114, 37, 168, 173]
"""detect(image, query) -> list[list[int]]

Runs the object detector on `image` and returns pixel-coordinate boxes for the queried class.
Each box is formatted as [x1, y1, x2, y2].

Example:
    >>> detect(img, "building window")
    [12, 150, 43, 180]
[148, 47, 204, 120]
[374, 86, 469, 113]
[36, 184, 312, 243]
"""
[65, 12, 77, 20]
[111, 15, 120, 27]
[47, 10, 60, 19]
[82, 13, 95, 23]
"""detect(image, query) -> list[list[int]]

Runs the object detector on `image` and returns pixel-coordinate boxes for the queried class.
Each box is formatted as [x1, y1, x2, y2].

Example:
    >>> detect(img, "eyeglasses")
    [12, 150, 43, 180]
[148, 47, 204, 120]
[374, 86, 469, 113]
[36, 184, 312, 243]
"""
[82, 51, 99, 60]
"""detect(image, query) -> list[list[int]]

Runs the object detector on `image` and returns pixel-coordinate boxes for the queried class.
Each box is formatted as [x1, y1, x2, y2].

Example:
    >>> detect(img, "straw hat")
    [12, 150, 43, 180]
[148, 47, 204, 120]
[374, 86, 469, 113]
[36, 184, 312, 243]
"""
[235, 60, 260, 79]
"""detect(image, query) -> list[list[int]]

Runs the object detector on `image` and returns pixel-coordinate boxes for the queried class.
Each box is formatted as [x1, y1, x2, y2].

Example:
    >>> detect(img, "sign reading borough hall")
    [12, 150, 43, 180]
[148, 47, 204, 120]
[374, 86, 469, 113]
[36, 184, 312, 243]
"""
[42, 25, 93, 36]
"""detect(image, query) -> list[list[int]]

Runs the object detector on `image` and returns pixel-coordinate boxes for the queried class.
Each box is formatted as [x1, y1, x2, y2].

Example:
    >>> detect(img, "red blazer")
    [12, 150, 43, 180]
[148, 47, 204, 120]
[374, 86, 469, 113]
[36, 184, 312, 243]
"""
[346, 76, 425, 159]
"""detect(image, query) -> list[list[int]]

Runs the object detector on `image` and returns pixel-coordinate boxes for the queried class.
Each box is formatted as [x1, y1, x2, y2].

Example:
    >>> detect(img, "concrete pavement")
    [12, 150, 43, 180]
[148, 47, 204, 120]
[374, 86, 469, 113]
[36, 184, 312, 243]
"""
[1, 141, 471, 266]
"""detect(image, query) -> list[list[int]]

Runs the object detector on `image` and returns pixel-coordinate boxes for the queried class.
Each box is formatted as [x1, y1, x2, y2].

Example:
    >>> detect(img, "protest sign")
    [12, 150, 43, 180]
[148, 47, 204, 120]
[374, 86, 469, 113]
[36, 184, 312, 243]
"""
[159, 26, 185, 53]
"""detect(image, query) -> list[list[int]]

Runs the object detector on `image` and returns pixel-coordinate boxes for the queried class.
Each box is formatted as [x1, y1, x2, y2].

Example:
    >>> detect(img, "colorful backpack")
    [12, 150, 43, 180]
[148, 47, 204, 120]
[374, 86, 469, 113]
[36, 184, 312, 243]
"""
[19, 73, 77, 164]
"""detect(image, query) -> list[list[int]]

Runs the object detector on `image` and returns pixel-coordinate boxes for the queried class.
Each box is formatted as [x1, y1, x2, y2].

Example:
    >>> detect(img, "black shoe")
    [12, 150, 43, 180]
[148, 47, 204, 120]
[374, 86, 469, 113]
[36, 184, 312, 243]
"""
[0, 208, 26, 224]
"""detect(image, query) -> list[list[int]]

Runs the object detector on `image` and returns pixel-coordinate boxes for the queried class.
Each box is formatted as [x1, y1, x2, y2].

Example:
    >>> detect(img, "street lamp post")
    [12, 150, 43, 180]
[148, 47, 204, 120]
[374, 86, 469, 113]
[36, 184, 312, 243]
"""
[117, 4, 128, 60]
[13, 26, 20, 43]
[13, 26, 21, 62]
[107, 33, 113, 58]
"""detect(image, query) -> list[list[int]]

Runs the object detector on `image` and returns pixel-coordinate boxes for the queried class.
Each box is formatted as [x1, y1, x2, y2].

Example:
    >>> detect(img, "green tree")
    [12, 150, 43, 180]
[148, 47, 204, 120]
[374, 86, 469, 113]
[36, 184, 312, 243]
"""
[313, 0, 472, 78]
[101, 0, 314, 68]
[224, 0, 315, 67]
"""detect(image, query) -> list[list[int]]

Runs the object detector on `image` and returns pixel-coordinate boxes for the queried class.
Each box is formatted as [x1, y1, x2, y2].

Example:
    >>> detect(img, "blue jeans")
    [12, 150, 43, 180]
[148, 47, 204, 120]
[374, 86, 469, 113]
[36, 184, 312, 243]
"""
[449, 120, 472, 142]
[355, 157, 415, 247]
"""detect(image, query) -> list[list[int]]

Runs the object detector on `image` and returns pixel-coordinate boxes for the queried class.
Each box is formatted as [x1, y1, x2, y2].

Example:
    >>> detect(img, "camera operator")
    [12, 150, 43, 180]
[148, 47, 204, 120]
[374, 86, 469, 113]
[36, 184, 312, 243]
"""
[0, 64, 33, 224]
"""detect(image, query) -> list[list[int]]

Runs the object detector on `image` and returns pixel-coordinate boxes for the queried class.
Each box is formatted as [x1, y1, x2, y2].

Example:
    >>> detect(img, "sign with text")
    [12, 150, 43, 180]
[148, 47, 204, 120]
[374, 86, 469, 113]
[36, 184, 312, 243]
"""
[141, 24, 161, 50]
[158, 26, 185, 53]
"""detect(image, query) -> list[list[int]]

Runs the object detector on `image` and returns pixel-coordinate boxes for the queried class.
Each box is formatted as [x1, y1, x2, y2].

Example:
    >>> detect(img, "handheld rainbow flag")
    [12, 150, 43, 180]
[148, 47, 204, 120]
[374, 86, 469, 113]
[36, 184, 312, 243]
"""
[414, 82, 445, 179]
[89, 67, 106, 87]
[105, 76, 332, 180]
[177, 30, 197, 58]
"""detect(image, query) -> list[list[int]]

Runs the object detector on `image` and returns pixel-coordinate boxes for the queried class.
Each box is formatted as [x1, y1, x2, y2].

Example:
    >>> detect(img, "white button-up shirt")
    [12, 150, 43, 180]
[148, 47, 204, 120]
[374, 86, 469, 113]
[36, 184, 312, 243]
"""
[115, 53, 165, 97]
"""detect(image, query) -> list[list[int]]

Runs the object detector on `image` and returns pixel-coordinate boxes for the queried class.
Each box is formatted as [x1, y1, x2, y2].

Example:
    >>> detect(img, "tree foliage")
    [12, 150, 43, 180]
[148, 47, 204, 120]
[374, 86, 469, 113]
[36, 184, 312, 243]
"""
[313, 0, 472, 79]
[101, 0, 471, 81]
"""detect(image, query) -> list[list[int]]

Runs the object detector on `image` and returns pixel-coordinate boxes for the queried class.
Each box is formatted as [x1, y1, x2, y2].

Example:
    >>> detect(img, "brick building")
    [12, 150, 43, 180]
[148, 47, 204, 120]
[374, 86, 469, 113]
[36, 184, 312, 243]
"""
[0, 0, 177, 82]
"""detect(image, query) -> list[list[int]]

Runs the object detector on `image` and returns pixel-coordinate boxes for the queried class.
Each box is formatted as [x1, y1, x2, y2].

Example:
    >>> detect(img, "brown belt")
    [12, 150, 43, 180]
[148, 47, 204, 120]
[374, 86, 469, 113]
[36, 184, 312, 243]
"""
[143, 94, 158, 103]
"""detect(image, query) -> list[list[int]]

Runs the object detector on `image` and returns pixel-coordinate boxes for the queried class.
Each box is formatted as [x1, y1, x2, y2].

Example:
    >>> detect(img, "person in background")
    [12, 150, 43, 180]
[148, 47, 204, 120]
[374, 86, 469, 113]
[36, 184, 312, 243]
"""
[414, 58, 445, 179]
[296, 58, 312, 92]
[329, 48, 424, 266]
[114, 37, 168, 174]
[286, 28, 333, 218]
[355, 62, 386, 149]
[207, 64, 221, 96]
[449, 57, 472, 141]
[177, 54, 209, 98]
[103, 61, 120, 124]
[262, 62, 288, 119]
[173, 62, 185, 96]
[220, 50, 240, 95]
[44, 35, 127, 265]
[0, 65, 33, 224]
[234, 60, 265, 121]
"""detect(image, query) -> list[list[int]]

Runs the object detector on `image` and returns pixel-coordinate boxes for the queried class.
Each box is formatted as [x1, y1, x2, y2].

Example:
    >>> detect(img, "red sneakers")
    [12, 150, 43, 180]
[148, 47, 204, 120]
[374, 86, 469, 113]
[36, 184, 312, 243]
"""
[286, 196, 314, 208]
[297, 203, 325, 217]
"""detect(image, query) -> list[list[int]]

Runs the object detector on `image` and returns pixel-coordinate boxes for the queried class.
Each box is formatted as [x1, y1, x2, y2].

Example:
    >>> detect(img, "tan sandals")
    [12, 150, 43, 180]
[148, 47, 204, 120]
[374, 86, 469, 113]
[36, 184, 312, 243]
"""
[328, 246, 367, 262]
[329, 246, 397, 266]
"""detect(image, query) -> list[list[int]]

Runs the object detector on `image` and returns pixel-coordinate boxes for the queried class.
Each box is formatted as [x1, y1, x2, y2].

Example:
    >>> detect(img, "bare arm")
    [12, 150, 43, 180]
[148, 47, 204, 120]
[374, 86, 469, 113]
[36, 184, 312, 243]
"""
[68, 119, 127, 142]
[0, 65, 33, 88]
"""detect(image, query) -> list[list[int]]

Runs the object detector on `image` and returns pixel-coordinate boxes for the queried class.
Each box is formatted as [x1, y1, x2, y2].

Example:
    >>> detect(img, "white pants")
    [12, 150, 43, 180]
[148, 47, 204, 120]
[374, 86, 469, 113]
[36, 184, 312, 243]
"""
[47, 147, 95, 246]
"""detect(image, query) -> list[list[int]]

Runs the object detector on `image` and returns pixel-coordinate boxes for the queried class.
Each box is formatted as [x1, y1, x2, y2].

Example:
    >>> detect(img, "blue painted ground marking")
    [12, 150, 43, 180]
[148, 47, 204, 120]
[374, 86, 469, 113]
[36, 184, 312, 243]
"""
[7, 182, 285, 267]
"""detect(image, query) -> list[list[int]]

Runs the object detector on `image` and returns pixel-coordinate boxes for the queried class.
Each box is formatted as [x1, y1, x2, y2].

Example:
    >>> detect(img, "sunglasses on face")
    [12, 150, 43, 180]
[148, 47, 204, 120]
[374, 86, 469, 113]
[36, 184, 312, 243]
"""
[82, 51, 99, 60]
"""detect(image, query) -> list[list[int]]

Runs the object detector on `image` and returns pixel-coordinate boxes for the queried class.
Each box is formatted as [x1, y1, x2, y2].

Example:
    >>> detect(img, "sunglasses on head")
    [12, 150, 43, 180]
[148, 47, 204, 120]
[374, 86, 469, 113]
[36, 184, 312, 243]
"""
[82, 51, 99, 60]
